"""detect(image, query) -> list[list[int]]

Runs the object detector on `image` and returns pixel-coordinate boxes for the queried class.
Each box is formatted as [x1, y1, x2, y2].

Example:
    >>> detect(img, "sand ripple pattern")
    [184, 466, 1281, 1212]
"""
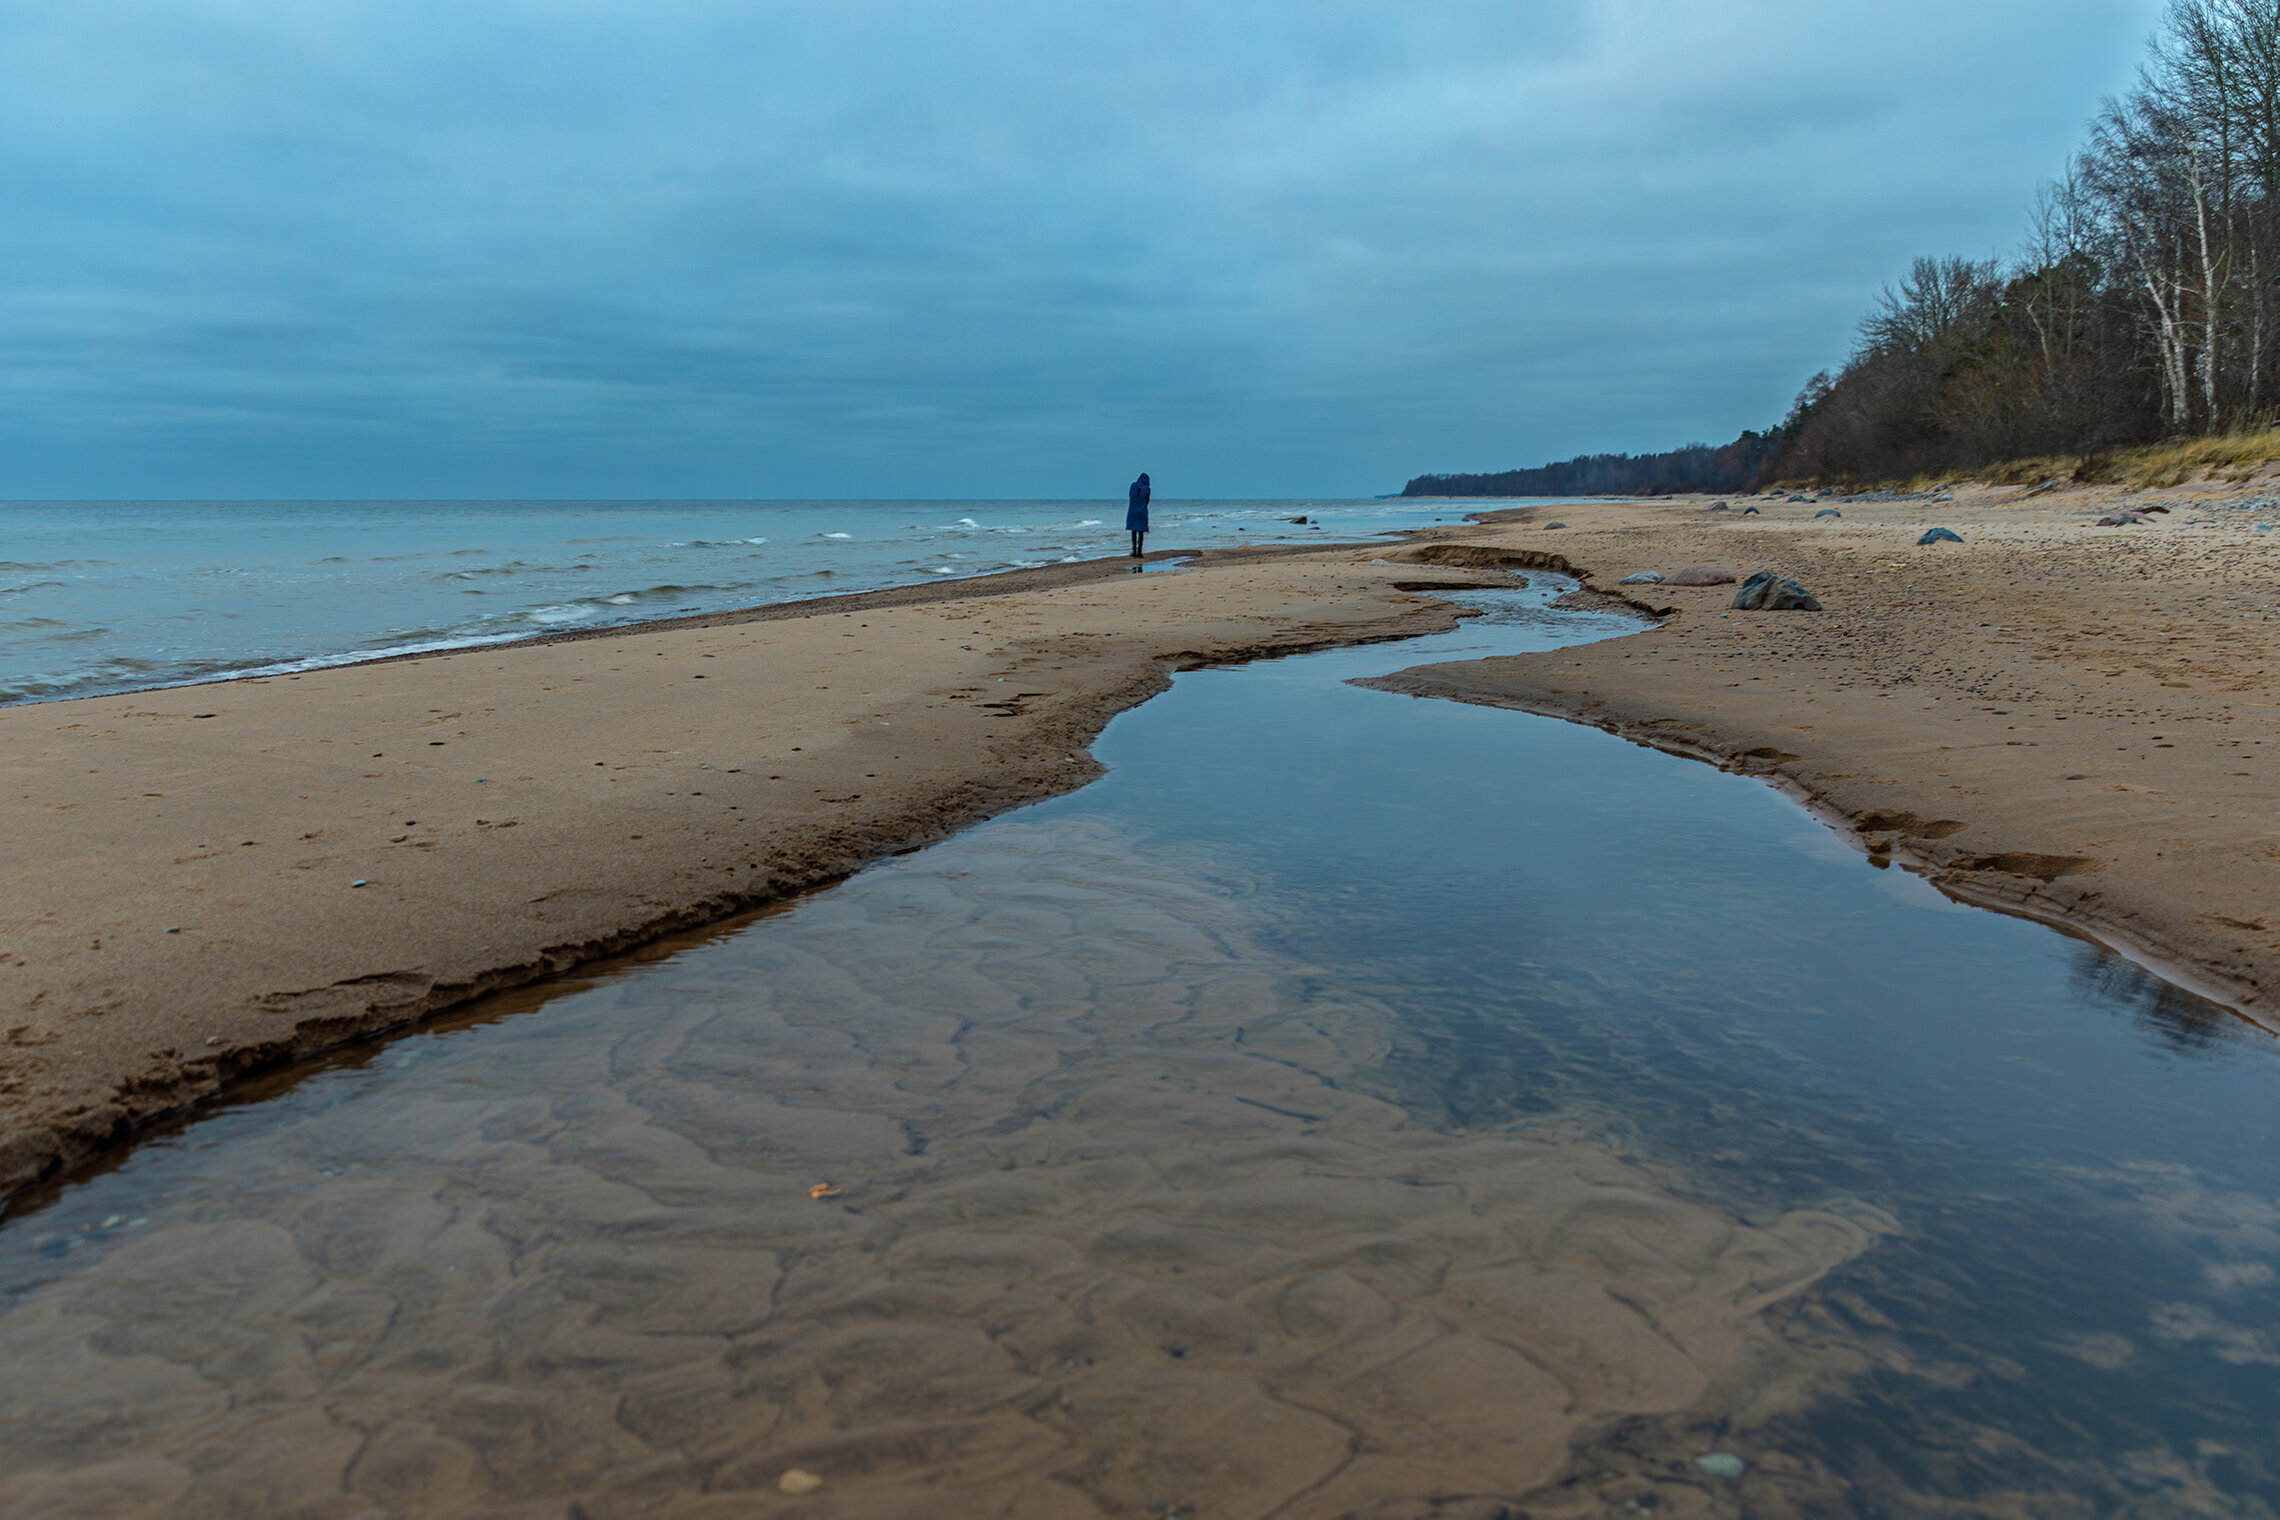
[0, 818, 1879, 1518]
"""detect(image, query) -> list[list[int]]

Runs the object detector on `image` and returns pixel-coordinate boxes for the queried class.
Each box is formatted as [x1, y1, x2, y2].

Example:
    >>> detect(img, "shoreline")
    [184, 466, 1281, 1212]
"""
[11, 477, 2280, 1204]
[0, 543, 1504, 1206]
[1369, 482, 2280, 1033]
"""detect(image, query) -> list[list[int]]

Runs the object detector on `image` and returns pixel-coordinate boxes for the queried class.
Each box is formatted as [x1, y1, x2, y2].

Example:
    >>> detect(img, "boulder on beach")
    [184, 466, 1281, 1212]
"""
[1665, 564, 1738, 586]
[1918, 527, 1964, 545]
[1617, 571, 1665, 584]
[1732, 570, 1822, 611]
[1814, 508, 1842, 518]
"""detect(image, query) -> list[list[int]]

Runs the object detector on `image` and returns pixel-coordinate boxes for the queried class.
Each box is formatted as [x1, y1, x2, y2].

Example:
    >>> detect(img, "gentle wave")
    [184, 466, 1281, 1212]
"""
[0, 497, 1500, 705]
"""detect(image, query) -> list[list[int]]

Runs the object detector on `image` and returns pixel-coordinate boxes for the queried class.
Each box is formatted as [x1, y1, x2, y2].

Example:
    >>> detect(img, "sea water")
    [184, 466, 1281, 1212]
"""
[0, 496, 1482, 704]
[4, 583, 2277, 1516]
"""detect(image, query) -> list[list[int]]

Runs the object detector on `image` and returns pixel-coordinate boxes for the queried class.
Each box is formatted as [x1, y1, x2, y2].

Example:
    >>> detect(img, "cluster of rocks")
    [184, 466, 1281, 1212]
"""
[1831, 487, 1953, 503]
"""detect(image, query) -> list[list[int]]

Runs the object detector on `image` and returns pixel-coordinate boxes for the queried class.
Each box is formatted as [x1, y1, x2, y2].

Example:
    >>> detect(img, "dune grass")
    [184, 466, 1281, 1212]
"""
[1775, 429, 2280, 495]
[2077, 430, 2280, 487]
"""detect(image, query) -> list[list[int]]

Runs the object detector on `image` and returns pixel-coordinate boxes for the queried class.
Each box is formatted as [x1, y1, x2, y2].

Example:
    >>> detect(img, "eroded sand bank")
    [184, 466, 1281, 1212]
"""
[1370, 485, 2280, 1028]
[0, 550, 1489, 1199]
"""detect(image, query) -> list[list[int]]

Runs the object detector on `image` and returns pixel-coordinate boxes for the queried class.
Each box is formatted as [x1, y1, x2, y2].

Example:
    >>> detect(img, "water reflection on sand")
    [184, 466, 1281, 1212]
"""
[0, 812, 1881, 1519]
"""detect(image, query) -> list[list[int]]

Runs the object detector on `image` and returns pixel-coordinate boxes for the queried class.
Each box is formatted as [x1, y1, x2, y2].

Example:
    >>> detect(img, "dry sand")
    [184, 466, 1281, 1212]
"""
[1366, 483, 2280, 1027]
[0, 549, 1479, 1201]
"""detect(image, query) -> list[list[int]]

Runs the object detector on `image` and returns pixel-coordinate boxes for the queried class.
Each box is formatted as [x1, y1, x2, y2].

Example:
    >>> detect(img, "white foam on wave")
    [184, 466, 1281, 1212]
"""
[525, 603, 601, 626]
[823, 532, 852, 540]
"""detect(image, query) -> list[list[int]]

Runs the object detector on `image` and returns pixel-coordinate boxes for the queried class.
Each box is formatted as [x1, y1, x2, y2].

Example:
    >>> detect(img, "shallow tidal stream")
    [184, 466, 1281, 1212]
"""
[4, 582, 2280, 1518]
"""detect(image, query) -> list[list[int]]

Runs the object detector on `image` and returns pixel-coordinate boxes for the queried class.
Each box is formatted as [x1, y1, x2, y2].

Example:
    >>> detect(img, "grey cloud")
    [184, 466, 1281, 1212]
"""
[0, 0, 2164, 497]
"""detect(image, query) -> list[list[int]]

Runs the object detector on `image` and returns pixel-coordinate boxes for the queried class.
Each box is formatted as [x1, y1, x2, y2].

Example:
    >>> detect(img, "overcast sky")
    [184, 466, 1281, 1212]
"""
[0, 0, 2165, 499]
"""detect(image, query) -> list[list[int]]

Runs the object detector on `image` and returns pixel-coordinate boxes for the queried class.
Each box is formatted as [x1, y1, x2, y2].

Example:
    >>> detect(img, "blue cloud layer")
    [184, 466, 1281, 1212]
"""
[0, 0, 2163, 497]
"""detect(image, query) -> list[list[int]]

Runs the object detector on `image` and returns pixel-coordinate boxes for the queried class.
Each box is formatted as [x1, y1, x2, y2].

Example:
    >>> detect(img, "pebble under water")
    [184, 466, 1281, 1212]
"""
[3, 581, 2279, 1517]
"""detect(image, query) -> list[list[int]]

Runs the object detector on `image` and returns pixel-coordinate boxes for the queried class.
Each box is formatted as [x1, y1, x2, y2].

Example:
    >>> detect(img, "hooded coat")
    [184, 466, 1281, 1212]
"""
[1126, 475, 1151, 532]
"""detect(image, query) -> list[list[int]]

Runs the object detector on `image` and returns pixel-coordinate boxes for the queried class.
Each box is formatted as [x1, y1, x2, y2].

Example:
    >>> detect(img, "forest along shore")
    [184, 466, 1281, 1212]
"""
[1373, 485, 2280, 1024]
[0, 548, 1494, 1204]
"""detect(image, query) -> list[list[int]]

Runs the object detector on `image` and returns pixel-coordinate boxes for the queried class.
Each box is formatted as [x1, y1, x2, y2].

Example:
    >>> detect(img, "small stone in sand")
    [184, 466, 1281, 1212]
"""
[1695, 1453, 1747, 1480]
[779, 1469, 825, 1494]
[1918, 527, 1964, 545]
[1666, 565, 1738, 586]
[1618, 571, 1665, 584]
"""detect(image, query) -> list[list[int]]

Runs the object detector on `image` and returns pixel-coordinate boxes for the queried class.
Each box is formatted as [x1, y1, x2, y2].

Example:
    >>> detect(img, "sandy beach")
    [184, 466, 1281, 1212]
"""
[9, 483, 2280, 1202]
[8, 499, 2280, 1515]
[1368, 483, 2280, 1027]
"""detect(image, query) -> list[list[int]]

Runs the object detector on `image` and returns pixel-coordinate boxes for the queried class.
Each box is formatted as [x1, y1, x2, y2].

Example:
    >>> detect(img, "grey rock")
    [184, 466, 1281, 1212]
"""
[1617, 571, 1665, 584]
[1732, 570, 1822, 611]
[1815, 508, 1842, 518]
[1695, 1453, 1747, 1481]
[1918, 527, 1964, 545]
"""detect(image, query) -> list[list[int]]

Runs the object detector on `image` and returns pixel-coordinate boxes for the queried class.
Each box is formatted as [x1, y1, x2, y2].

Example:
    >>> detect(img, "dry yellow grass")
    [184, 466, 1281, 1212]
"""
[1778, 429, 2280, 494]
[2091, 429, 2280, 487]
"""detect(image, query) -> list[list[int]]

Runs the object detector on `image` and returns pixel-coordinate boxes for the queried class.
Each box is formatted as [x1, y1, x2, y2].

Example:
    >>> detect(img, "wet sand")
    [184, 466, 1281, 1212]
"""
[0, 549, 1497, 1201]
[1370, 485, 2280, 1027]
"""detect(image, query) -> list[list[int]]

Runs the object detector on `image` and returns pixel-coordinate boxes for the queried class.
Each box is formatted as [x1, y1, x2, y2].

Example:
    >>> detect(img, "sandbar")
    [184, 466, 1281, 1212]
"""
[1368, 484, 2280, 1027]
[0, 549, 1479, 1201]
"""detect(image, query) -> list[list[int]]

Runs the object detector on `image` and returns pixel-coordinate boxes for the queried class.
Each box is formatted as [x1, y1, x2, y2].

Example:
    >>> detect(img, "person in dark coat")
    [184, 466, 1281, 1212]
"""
[1126, 473, 1151, 558]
